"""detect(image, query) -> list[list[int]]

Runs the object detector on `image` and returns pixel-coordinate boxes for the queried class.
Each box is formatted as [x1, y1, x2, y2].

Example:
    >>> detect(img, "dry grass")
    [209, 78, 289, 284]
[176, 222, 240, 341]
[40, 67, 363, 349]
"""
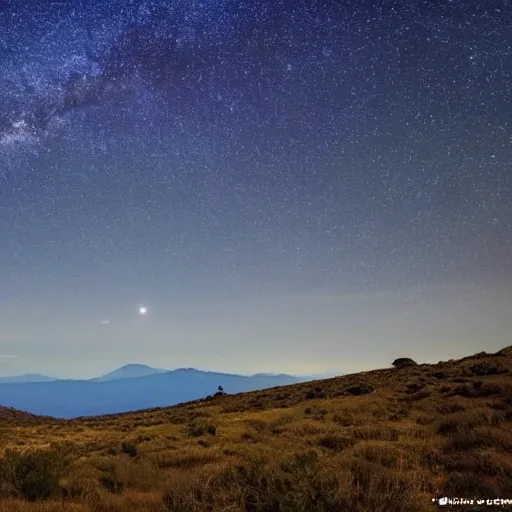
[0, 347, 511, 511]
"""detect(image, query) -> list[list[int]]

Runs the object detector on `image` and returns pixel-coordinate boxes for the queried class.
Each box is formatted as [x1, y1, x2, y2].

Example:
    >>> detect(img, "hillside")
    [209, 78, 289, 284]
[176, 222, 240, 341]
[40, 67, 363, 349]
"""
[0, 346, 511, 511]
[0, 406, 59, 425]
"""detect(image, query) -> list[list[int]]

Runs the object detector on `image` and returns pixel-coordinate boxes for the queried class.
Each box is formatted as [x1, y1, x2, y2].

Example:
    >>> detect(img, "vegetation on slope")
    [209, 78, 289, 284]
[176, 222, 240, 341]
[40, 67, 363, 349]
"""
[0, 346, 511, 511]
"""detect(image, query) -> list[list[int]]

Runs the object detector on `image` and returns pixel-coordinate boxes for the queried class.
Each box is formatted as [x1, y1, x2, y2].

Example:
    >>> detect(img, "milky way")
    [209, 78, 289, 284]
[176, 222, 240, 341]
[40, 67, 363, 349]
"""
[0, 0, 511, 375]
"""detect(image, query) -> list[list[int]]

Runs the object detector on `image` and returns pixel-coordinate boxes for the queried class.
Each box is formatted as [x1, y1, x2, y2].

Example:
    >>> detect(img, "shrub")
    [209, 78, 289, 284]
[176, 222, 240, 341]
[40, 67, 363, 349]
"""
[448, 383, 502, 398]
[99, 472, 124, 494]
[348, 458, 419, 511]
[353, 443, 408, 469]
[469, 362, 507, 376]
[436, 410, 492, 436]
[0, 449, 66, 501]
[441, 450, 512, 476]
[241, 430, 260, 444]
[121, 441, 137, 457]
[280, 450, 319, 473]
[332, 412, 357, 426]
[415, 414, 433, 425]
[318, 435, 355, 452]
[443, 471, 500, 498]
[436, 402, 466, 414]
[407, 390, 431, 401]
[405, 381, 423, 393]
[344, 383, 374, 395]
[445, 427, 512, 452]
[392, 358, 417, 368]
[306, 407, 327, 420]
[162, 488, 193, 511]
[305, 387, 326, 399]
[352, 426, 400, 441]
[186, 420, 216, 437]
[246, 419, 268, 432]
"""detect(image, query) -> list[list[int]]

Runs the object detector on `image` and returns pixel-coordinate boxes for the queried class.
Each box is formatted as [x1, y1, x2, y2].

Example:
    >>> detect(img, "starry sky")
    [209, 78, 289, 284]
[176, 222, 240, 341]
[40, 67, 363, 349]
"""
[0, 0, 511, 379]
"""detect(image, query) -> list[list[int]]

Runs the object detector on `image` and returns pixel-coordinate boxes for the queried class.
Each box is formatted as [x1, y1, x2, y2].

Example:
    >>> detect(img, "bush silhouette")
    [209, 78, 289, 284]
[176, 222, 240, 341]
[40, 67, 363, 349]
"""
[392, 358, 417, 368]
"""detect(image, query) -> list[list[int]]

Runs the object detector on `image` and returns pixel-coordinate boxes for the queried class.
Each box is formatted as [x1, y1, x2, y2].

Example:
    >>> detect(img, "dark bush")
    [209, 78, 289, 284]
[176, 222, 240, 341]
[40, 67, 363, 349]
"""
[344, 383, 374, 395]
[407, 390, 431, 401]
[162, 488, 192, 511]
[305, 387, 326, 399]
[99, 472, 124, 494]
[443, 471, 499, 498]
[470, 362, 507, 376]
[436, 402, 466, 414]
[448, 383, 501, 398]
[0, 449, 66, 501]
[187, 420, 216, 437]
[448, 385, 472, 397]
[318, 435, 356, 452]
[405, 381, 423, 393]
[392, 358, 417, 368]
[120, 441, 137, 457]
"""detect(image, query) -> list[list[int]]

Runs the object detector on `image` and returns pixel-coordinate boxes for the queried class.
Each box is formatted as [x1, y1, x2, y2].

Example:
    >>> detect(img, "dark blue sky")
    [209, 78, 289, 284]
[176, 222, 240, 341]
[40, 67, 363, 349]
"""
[0, 0, 510, 378]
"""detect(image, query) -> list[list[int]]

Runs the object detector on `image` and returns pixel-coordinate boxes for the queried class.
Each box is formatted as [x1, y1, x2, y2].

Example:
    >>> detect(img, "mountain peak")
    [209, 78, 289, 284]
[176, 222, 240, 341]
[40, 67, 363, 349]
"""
[93, 364, 168, 382]
[0, 373, 56, 384]
[118, 364, 156, 370]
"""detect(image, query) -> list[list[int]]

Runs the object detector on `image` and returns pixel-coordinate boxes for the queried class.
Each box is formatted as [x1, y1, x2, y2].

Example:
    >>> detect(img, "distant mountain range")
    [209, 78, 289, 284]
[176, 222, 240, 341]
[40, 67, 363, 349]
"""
[0, 373, 57, 384]
[0, 364, 337, 384]
[0, 365, 330, 419]
[304, 371, 342, 380]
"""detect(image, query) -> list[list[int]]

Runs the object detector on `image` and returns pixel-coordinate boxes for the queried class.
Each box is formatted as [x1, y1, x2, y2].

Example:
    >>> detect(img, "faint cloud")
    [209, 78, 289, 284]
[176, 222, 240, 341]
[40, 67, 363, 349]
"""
[275, 292, 385, 303]
[100, 319, 111, 325]
[274, 284, 462, 304]
[0, 354, 18, 360]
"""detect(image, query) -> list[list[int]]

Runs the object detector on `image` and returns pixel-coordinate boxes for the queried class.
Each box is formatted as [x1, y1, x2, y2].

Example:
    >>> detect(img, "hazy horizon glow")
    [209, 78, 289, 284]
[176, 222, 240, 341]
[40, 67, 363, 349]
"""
[1, 283, 510, 379]
[0, 1, 510, 380]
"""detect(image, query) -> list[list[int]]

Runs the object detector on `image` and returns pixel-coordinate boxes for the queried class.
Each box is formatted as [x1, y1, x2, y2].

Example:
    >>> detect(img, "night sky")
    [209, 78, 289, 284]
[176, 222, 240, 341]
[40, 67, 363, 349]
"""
[0, 0, 511, 378]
